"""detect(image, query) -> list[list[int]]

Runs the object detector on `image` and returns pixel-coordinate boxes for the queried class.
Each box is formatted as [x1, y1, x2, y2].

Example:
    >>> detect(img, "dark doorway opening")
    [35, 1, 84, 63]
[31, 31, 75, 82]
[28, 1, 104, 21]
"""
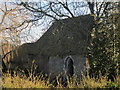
[64, 56, 74, 77]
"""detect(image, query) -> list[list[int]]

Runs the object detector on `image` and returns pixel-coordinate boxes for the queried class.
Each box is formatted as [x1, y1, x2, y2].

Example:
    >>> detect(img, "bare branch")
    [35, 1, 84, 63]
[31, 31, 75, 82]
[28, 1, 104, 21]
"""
[19, 2, 58, 20]
[87, 2, 94, 14]
[58, 1, 74, 17]
[2, 50, 13, 60]
[49, 2, 70, 18]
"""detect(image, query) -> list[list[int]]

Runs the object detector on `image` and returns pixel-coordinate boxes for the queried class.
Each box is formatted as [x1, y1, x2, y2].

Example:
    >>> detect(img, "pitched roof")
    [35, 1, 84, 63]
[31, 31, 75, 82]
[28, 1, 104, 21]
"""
[34, 14, 94, 56]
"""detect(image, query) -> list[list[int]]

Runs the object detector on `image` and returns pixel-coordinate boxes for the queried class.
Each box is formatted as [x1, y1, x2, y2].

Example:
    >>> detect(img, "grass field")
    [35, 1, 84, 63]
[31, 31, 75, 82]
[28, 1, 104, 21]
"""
[2, 72, 120, 88]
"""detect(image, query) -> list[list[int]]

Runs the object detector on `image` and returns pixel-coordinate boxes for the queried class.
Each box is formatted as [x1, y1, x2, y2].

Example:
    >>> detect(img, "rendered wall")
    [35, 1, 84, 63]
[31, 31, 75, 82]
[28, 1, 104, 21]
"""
[48, 55, 86, 80]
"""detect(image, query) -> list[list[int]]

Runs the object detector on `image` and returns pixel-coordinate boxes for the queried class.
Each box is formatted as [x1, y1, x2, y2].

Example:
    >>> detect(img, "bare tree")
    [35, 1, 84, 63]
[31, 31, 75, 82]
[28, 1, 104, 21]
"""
[0, 2, 32, 68]
[16, 1, 90, 25]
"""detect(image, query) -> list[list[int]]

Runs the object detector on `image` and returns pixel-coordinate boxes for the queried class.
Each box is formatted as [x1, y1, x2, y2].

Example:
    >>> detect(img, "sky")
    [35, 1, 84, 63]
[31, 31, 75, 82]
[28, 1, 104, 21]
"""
[0, 0, 119, 44]
[0, 2, 46, 44]
[0, 0, 120, 3]
[0, 1, 90, 44]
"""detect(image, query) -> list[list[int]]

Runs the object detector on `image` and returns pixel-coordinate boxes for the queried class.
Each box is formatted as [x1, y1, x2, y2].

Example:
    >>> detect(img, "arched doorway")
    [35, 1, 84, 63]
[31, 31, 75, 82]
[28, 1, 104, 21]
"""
[64, 56, 74, 77]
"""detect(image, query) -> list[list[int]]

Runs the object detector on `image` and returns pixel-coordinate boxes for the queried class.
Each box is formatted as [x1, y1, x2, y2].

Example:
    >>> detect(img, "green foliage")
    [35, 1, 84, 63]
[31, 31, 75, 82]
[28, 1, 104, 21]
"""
[88, 2, 120, 78]
[106, 82, 120, 88]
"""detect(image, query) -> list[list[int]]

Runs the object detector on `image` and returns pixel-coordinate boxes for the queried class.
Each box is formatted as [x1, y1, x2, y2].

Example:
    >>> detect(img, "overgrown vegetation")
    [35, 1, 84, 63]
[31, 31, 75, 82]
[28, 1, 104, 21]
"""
[88, 2, 120, 80]
[1, 1, 120, 88]
[2, 72, 120, 88]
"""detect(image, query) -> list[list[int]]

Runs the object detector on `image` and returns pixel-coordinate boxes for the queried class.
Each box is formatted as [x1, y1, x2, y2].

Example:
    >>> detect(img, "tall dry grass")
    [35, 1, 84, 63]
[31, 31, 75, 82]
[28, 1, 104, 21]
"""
[1, 41, 120, 88]
[2, 72, 120, 88]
